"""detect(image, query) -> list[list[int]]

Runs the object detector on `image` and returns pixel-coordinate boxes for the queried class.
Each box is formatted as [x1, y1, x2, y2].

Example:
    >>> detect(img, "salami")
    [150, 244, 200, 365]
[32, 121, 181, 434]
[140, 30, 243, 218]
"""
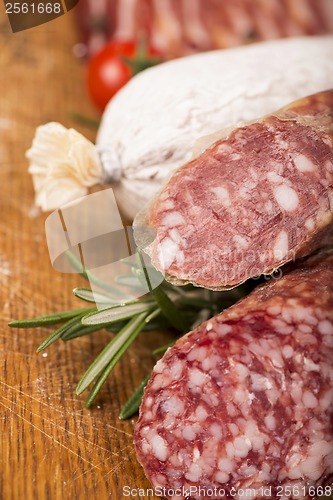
[135, 89, 333, 289]
[76, 0, 333, 58]
[135, 250, 333, 500]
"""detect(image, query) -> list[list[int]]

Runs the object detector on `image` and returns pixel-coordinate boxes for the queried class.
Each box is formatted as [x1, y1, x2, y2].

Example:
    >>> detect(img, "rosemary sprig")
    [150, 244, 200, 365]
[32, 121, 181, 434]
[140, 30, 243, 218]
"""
[8, 252, 242, 414]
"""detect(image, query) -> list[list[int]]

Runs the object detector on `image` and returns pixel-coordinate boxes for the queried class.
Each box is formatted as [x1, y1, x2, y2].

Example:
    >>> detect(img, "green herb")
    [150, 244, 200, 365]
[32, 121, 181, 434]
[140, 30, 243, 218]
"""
[8, 252, 242, 415]
[65, 250, 128, 298]
[62, 323, 109, 341]
[76, 313, 150, 395]
[122, 38, 161, 76]
[152, 341, 176, 356]
[138, 250, 189, 332]
[73, 287, 119, 305]
[69, 111, 100, 130]
[36, 310, 95, 352]
[83, 313, 149, 408]
[120, 374, 150, 420]
[8, 307, 92, 328]
[115, 274, 148, 289]
[81, 300, 155, 326]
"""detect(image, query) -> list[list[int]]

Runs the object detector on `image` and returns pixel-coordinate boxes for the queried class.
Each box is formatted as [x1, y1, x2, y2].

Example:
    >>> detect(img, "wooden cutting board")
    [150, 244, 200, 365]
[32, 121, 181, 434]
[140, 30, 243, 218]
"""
[0, 9, 171, 499]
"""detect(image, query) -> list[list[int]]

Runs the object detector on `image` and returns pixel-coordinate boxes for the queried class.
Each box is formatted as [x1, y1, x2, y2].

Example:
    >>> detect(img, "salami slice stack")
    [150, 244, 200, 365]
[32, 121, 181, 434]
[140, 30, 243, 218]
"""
[135, 89, 333, 290]
[135, 250, 333, 500]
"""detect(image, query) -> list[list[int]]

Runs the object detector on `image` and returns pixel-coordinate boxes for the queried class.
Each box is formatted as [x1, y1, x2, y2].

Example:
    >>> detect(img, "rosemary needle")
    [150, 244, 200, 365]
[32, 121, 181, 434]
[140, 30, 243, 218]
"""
[85, 314, 148, 408]
[8, 308, 93, 328]
[81, 301, 155, 326]
[65, 250, 128, 298]
[68, 111, 100, 130]
[120, 374, 150, 420]
[115, 274, 148, 290]
[62, 324, 109, 342]
[153, 340, 176, 356]
[37, 315, 86, 352]
[149, 284, 189, 332]
[73, 287, 120, 305]
[145, 308, 161, 323]
[77, 313, 148, 397]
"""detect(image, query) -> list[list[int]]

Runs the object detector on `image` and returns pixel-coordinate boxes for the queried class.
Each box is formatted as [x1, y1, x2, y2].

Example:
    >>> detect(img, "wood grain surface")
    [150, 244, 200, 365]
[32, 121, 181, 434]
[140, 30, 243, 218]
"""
[0, 7, 171, 499]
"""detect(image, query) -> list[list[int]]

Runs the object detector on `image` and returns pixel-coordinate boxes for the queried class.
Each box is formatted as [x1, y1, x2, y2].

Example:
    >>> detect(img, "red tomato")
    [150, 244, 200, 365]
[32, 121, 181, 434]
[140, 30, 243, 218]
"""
[87, 40, 161, 112]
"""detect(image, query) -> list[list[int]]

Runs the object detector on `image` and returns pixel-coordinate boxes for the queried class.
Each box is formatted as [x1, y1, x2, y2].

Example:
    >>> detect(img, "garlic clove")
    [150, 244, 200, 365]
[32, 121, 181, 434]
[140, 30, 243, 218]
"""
[26, 122, 104, 211]
[34, 176, 87, 212]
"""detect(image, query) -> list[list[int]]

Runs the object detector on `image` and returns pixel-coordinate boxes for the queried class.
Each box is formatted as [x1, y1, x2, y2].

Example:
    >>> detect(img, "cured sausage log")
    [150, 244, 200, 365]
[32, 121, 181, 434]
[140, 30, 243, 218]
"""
[135, 89, 333, 289]
[135, 250, 333, 500]
[76, 0, 333, 58]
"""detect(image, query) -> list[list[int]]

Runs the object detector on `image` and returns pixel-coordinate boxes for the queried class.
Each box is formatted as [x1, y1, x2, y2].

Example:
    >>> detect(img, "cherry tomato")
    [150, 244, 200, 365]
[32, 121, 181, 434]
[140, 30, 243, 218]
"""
[87, 40, 161, 112]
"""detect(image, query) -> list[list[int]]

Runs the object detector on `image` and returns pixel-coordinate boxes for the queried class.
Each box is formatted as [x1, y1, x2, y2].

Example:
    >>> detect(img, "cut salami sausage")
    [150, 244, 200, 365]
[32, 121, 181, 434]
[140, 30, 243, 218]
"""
[135, 89, 333, 289]
[135, 250, 333, 500]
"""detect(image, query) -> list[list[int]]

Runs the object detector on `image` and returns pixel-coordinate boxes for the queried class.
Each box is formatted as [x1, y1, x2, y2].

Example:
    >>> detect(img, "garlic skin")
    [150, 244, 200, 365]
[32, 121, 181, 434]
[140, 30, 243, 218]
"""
[26, 122, 104, 211]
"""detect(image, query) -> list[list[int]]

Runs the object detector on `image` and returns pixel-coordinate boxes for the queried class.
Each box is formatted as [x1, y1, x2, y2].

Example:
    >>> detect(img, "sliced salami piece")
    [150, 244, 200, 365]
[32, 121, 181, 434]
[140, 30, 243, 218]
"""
[135, 250, 333, 500]
[135, 89, 333, 289]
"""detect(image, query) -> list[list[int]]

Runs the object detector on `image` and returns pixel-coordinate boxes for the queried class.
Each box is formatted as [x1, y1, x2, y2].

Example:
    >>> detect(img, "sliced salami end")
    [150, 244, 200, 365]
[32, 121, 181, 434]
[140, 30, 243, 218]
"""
[136, 89, 333, 289]
[135, 250, 333, 499]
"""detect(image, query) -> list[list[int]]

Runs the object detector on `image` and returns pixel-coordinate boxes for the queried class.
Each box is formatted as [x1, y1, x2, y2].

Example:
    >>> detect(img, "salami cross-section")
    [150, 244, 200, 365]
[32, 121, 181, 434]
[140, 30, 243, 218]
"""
[135, 89, 333, 289]
[135, 250, 333, 500]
